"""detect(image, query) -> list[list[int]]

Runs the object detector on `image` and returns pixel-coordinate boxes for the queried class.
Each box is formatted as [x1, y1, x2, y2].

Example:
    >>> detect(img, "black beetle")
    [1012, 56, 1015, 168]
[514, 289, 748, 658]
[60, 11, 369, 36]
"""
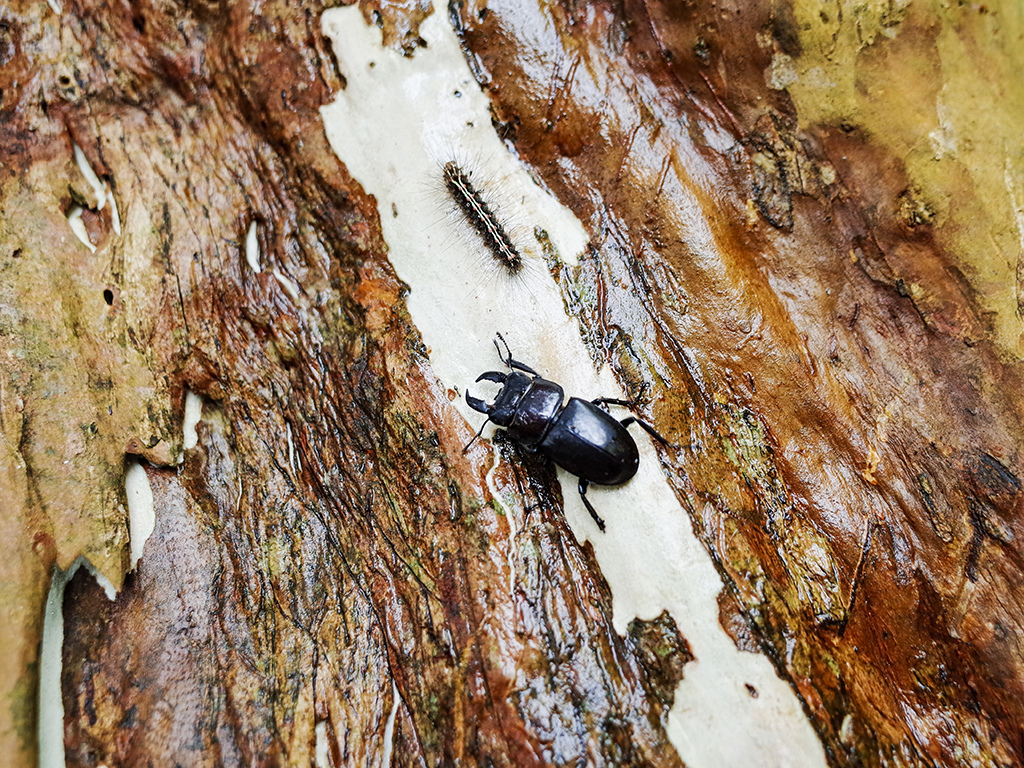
[465, 334, 666, 531]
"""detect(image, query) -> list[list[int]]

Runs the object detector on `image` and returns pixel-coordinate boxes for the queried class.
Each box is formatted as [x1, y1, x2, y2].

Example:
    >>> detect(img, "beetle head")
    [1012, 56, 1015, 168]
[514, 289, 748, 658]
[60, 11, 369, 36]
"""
[465, 371, 533, 427]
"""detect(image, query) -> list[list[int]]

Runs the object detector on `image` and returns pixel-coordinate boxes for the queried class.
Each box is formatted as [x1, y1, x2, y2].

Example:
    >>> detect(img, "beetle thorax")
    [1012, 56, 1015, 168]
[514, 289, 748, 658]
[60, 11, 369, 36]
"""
[505, 377, 565, 449]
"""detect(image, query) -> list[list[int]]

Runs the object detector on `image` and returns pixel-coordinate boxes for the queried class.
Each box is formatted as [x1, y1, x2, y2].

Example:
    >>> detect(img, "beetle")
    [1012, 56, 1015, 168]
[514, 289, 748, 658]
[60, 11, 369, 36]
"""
[465, 334, 667, 531]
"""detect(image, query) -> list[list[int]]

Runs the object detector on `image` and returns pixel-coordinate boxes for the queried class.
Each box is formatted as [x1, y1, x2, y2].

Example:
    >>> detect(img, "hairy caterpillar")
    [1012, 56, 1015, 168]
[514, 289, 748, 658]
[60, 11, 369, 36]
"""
[441, 160, 524, 276]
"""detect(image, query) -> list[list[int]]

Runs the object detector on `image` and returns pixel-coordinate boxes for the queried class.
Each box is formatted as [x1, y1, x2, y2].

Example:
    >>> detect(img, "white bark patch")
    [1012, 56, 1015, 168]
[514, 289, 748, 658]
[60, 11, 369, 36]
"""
[73, 143, 107, 211]
[126, 460, 155, 569]
[65, 206, 95, 252]
[273, 268, 301, 302]
[108, 187, 122, 235]
[39, 562, 77, 768]
[381, 679, 400, 765]
[285, 420, 299, 477]
[182, 389, 203, 451]
[314, 720, 332, 768]
[245, 220, 261, 273]
[1004, 159, 1024, 260]
[68, 143, 121, 246]
[319, 7, 828, 767]
[38, 557, 115, 768]
[75, 142, 122, 233]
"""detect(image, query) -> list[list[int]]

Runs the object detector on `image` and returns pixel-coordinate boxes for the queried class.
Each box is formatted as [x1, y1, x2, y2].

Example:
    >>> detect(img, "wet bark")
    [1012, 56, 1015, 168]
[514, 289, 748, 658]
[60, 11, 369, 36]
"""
[0, 0, 1021, 766]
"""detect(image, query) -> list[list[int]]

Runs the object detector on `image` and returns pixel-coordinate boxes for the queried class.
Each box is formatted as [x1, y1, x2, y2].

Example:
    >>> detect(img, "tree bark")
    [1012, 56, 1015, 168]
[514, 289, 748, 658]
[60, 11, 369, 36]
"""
[0, 0, 1021, 766]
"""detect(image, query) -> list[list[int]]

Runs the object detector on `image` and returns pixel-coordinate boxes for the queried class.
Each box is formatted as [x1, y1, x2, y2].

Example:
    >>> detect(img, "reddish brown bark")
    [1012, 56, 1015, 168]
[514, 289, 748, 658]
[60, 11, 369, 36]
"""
[0, 0, 1021, 766]
[456, 2, 1024, 765]
[2, 0, 687, 765]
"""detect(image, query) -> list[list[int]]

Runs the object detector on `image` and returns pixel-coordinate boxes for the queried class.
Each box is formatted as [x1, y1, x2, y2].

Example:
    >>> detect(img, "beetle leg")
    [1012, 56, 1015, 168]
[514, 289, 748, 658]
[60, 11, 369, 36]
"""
[462, 417, 491, 453]
[591, 397, 636, 409]
[507, 359, 539, 376]
[619, 416, 669, 446]
[578, 479, 607, 532]
[591, 397, 670, 446]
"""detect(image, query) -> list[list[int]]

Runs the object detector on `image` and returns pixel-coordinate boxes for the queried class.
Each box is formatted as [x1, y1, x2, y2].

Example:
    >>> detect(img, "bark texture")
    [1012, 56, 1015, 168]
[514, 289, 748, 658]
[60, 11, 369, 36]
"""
[0, 0, 1021, 766]
[3, 0, 686, 765]
[460, 2, 1024, 765]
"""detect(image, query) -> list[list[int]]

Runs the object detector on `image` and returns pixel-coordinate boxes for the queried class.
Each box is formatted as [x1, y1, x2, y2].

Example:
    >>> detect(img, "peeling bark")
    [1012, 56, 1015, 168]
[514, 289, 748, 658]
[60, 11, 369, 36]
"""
[0, 0, 1021, 766]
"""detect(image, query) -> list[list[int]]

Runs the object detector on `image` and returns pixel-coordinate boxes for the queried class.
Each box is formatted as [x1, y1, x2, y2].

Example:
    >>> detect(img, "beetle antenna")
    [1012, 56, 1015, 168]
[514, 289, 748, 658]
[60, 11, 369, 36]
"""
[463, 417, 491, 453]
[494, 332, 513, 368]
[493, 332, 539, 376]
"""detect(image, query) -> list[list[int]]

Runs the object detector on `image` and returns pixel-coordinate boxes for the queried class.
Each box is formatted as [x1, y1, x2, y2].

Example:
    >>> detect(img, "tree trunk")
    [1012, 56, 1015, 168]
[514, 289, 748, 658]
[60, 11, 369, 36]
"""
[1, 0, 1021, 766]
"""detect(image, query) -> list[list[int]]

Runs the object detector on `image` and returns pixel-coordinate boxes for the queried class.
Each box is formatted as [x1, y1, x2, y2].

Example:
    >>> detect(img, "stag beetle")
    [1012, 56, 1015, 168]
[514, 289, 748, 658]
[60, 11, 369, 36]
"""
[465, 334, 666, 531]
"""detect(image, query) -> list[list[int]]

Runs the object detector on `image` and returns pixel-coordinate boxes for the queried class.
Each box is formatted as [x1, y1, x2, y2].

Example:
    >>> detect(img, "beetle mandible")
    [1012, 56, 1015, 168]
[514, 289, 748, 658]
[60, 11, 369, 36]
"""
[465, 334, 667, 531]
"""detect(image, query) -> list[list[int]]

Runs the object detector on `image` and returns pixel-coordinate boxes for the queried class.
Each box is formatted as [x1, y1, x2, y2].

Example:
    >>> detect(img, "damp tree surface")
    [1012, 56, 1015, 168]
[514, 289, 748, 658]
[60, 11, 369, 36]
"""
[2, 0, 1023, 766]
